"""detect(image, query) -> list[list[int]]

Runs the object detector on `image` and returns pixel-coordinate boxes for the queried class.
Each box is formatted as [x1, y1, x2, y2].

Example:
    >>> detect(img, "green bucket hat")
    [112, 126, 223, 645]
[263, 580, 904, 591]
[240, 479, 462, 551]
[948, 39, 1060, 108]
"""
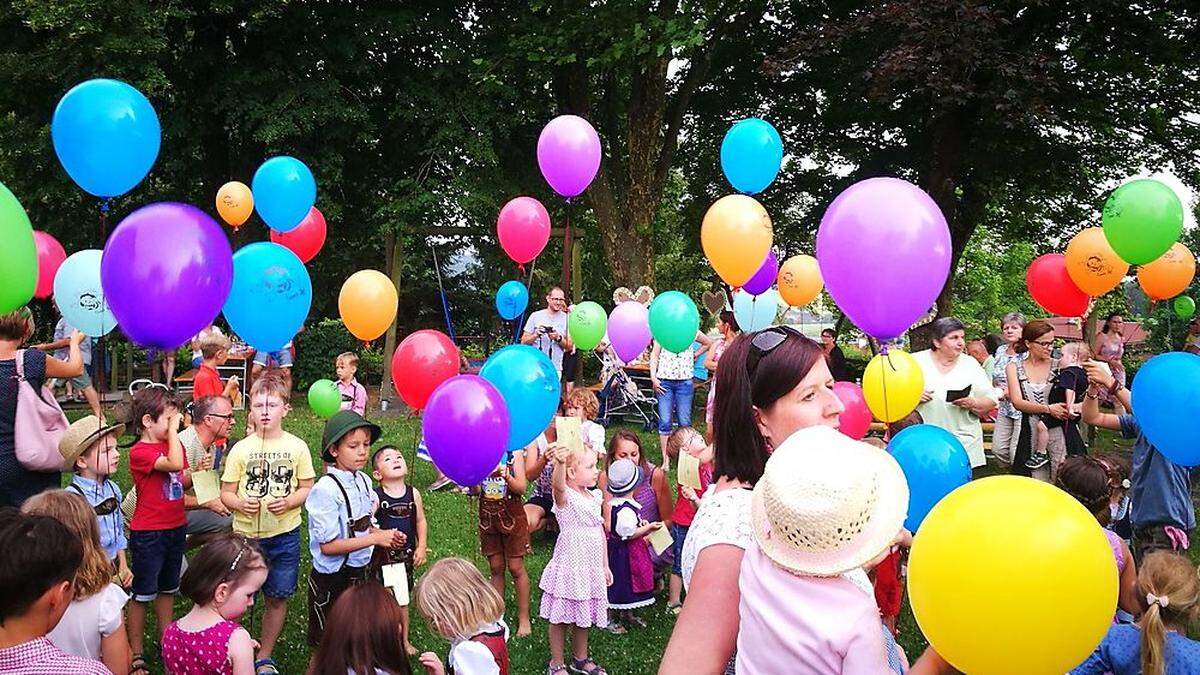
[321, 410, 382, 463]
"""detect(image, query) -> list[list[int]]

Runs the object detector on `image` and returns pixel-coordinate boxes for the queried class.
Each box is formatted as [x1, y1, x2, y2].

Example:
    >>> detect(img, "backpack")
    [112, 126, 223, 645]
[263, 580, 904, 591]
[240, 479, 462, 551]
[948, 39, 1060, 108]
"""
[13, 350, 70, 471]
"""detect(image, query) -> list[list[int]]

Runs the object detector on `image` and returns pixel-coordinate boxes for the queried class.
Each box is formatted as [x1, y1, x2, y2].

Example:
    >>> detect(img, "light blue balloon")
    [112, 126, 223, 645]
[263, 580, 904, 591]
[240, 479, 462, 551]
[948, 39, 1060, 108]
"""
[733, 289, 780, 332]
[51, 79, 161, 198]
[251, 156, 316, 233]
[53, 250, 117, 338]
[887, 424, 971, 532]
[1131, 352, 1200, 466]
[720, 118, 783, 195]
[480, 345, 561, 451]
[495, 280, 530, 320]
[222, 243, 312, 352]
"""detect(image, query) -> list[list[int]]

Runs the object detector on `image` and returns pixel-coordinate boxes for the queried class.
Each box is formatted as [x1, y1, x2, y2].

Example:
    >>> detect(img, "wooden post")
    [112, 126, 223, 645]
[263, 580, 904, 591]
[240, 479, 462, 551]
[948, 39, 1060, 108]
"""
[378, 230, 404, 412]
[571, 237, 582, 301]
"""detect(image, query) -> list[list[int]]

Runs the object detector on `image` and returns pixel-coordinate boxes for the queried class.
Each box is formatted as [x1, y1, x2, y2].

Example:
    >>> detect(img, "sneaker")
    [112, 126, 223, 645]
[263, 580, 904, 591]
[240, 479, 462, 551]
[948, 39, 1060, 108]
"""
[1025, 452, 1050, 470]
[429, 477, 453, 491]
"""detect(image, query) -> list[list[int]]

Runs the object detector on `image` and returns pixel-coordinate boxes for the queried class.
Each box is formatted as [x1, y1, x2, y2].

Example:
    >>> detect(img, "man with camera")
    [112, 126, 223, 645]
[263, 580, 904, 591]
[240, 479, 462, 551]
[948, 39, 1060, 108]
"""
[521, 286, 574, 378]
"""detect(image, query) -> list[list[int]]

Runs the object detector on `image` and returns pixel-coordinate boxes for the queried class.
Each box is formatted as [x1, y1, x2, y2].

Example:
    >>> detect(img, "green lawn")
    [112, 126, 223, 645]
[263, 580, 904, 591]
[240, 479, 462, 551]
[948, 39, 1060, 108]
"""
[75, 402, 1178, 673]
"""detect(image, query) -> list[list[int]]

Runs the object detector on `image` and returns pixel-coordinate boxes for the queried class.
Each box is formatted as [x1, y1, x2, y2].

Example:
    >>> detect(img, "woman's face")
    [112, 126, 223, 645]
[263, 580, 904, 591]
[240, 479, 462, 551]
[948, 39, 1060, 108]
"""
[611, 438, 641, 466]
[933, 329, 966, 356]
[754, 357, 843, 449]
[1107, 315, 1125, 333]
[820, 332, 834, 347]
[1028, 330, 1056, 359]
[1002, 321, 1023, 345]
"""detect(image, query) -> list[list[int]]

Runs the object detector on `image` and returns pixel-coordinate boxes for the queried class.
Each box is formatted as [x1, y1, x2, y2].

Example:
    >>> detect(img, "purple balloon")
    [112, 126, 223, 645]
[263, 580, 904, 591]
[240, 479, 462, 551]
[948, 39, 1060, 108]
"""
[537, 115, 601, 198]
[743, 249, 779, 296]
[608, 301, 652, 363]
[101, 202, 233, 349]
[816, 178, 951, 340]
[422, 375, 511, 486]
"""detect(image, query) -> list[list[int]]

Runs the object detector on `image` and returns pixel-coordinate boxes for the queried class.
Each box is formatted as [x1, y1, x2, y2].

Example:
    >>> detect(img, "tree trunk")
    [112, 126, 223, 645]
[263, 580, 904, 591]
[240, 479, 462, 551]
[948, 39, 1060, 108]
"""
[378, 230, 403, 410]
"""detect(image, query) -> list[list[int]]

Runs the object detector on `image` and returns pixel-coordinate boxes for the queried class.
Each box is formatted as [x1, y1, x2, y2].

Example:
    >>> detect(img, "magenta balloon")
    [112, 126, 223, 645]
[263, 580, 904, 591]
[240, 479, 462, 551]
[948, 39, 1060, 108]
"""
[608, 301, 651, 363]
[816, 177, 951, 340]
[101, 202, 233, 349]
[497, 196, 551, 264]
[537, 115, 602, 198]
[832, 381, 871, 440]
[422, 375, 511, 486]
[742, 249, 778, 296]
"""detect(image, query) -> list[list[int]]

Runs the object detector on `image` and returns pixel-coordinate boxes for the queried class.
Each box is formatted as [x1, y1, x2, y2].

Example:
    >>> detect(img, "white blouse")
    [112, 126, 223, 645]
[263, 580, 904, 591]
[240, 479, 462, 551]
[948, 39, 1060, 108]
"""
[680, 485, 754, 590]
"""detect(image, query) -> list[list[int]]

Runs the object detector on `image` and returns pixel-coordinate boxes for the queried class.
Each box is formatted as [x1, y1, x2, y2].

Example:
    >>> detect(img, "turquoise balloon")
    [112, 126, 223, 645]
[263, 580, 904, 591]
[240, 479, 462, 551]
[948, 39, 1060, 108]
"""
[53, 250, 117, 337]
[222, 243, 312, 352]
[480, 345, 561, 451]
[720, 118, 784, 195]
[308, 379, 341, 419]
[1131, 353, 1200, 465]
[0, 181, 36, 314]
[51, 79, 161, 198]
[252, 156, 316, 233]
[495, 280, 529, 320]
[888, 424, 971, 532]
[649, 291, 700, 354]
[1174, 296, 1196, 320]
[733, 288, 780, 332]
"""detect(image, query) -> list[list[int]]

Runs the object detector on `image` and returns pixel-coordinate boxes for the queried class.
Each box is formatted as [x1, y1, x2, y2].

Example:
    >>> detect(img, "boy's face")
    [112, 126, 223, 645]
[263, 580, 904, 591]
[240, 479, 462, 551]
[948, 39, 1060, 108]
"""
[250, 392, 289, 432]
[142, 405, 177, 441]
[78, 434, 120, 476]
[215, 348, 230, 365]
[372, 447, 408, 482]
[336, 358, 356, 382]
[330, 428, 372, 472]
[680, 433, 713, 463]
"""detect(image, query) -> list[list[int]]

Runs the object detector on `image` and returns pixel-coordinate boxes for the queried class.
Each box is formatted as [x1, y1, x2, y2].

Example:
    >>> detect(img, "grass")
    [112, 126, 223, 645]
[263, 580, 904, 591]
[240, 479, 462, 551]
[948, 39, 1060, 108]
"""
[71, 402, 1187, 673]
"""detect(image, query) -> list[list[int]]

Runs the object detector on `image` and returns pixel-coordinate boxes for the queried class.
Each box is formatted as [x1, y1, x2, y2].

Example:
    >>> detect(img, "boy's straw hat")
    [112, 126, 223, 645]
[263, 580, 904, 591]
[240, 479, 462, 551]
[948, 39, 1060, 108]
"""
[750, 426, 909, 577]
[58, 415, 125, 470]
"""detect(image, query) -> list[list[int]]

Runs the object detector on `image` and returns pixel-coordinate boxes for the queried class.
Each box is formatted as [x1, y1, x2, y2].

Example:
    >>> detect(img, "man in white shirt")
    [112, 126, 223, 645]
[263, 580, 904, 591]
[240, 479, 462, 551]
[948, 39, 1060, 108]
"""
[521, 286, 574, 376]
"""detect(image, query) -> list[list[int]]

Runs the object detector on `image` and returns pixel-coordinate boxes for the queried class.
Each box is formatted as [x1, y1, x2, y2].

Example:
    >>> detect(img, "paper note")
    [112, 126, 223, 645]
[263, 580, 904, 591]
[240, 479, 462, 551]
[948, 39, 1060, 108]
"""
[191, 470, 221, 505]
[556, 416, 584, 455]
[381, 563, 410, 606]
[647, 525, 674, 557]
[677, 450, 702, 491]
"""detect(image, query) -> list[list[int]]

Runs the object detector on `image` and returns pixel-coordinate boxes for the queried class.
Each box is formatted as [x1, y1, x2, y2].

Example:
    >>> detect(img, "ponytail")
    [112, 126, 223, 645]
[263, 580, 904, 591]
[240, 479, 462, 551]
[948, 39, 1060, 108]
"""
[1135, 552, 1200, 675]
[1140, 602, 1166, 675]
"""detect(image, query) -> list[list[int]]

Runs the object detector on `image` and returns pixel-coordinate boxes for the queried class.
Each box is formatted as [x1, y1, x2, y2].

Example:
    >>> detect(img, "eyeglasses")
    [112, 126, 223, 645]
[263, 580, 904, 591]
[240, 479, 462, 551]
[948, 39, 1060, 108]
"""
[746, 326, 805, 376]
[206, 413, 235, 421]
[1032, 339, 1056, 347]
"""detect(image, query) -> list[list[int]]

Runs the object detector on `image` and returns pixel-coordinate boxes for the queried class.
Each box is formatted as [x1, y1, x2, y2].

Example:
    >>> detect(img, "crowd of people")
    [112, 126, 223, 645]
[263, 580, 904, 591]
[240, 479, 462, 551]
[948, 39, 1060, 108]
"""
[0, 297, 1198, 675]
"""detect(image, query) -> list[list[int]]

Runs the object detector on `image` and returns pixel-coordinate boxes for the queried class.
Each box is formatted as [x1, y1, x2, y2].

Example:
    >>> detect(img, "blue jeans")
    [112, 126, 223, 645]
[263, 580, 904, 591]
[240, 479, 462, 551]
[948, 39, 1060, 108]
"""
[129, 526, 187, 601]
[256, 527, 302, 598]
[656, 378, 693, 434]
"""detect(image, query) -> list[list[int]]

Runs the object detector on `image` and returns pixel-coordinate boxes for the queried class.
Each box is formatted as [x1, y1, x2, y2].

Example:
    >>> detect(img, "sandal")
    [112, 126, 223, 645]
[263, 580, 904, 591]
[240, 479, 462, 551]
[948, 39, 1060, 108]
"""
[569, 657, 608, 675]
[547, 663, 569, 675]
[130, 654, 151, 675]
[626, 613, 647, 628]
[667, 602, 683, 615]
[255, 658, 281, 675]
[604, 621, 627, 634]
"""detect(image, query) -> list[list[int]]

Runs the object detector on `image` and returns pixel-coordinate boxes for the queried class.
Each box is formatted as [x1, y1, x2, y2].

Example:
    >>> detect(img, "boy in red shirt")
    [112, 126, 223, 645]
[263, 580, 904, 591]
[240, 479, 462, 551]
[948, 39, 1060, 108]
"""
[665, 426, 714, 614]
[192, 332, 239, 402]
[126, 386, 189, 674]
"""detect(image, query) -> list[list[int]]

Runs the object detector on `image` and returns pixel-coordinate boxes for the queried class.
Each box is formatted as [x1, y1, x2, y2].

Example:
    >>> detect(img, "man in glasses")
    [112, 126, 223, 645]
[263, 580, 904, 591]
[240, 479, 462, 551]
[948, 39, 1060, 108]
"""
[180, 395, 236, 546]
[521, 286, 574, 378]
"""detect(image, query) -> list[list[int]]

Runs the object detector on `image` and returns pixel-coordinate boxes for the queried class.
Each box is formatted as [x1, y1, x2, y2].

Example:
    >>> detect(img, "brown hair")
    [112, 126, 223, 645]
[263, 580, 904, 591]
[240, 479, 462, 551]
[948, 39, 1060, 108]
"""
[666, 426, 702, 461]
[1014, 319, 1054, 354]
[606, 429, 648, 473]
[249, 369, 291, 402]
[0, 308, 33, 342]
[1102, 312, 1124, 334]
[179, 535, 266, 606]
[1054, 456, 1112, 524]
[564, 388, 599, 421]
[1138, 552, 1200, 675]
[0, 509, 81, 623]
[21, 491, 111, 599]
[199, 333, 231, 359]
[416, 557, 504, 641]
[131, 386, 180, 437]
[313, 582, 411, 675]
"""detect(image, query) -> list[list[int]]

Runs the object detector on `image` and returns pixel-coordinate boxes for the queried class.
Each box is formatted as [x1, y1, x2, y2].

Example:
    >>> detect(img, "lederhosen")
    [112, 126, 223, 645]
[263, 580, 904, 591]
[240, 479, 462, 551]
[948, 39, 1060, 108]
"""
[306, 472, 372, 647]
[448, 625, 510, 675]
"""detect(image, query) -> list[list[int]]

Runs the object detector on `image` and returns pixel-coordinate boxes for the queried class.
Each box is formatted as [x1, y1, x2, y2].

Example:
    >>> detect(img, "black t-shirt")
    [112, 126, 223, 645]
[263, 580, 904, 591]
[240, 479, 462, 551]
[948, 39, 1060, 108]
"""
[1045, 365, 1088, 429]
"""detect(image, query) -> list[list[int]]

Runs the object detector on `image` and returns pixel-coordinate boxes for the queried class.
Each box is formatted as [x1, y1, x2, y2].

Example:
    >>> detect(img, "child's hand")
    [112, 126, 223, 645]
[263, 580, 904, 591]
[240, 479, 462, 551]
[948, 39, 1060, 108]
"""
[238, 497, 261, 515]
[372, 528, 400, 548]
[265, 498, 290, 515]
[227, 375, 240, 389]
[118, 564, 133, 588]
[418, 653, 445, 675]
[680, 485, 698, 503]
[605, 568, 614, 586]
[168, 412, 184, 433]
[204, 499, 232, 517]
[414, 545, 428, 567]
[69, 330, 86, 346]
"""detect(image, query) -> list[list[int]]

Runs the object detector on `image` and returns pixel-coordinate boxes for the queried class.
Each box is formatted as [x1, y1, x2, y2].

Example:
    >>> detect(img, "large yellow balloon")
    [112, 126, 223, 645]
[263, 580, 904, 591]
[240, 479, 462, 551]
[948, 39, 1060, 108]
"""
[215, 181, 254, 229]
[1065, 227, 1129, 296]
[862, 349, 923, 422]
[339, 270, 398, 341]
[701, 195, 773, 287]
[908, 476, 1116, 674]
[1138, 242, 1196, 301]
[777, 254, 823, 306]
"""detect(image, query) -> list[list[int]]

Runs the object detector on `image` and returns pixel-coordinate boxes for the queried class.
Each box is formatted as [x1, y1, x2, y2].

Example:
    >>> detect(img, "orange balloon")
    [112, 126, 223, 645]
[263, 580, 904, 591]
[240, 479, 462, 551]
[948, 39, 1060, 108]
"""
[701, 195, 773, 287]
[1138, 243, 1196, 301]
[1065, 227, 1128, 296]
[778, 254, 823, 306]
[339, 270, 398, 341]
[216, 181, 254, 228]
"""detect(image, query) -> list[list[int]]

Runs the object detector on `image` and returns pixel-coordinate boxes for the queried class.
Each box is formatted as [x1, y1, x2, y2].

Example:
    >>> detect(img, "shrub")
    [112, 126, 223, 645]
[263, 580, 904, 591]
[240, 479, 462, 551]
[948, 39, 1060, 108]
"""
[293, 318, 383, 390]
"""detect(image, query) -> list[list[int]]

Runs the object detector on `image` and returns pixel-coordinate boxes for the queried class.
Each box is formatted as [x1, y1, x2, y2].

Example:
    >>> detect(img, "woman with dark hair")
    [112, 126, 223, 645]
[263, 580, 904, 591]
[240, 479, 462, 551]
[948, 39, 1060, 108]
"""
[702, 310, 740, 442]
[1007, 320, 1072, 481]
[310, 582, 412, 674]
[1093, 312, 1128, 415]
[913, 317, 998, 471]
[820, 328, 848, 381]
[660, 326, 842, 672]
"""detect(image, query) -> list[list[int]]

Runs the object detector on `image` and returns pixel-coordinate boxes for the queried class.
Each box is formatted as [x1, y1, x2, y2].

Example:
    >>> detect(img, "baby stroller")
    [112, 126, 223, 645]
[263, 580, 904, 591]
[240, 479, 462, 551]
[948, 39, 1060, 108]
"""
[595, 348, 658, 431]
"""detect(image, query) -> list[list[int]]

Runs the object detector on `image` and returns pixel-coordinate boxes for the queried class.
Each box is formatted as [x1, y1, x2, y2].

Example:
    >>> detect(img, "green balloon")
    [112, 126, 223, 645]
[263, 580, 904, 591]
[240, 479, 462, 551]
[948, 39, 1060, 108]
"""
[1175, 296, 1196, 320]
[568, 300, 607, 351]
[308, 379, 342, 419]
[0, 182, 37, 315]
[648, 291, 701, 354]
[1102, 179, 1184, 265]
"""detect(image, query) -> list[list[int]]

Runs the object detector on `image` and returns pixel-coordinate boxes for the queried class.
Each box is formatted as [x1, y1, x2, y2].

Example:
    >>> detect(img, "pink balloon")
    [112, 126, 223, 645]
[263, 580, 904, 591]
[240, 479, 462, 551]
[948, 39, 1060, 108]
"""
[832, 381, 871, 440]
[270, 207, 327, 263]
[608, 301, 651, 363]
[743, 249, 778, 296]
[497, 197, 551, 264]
[33, 231, 67, 299]
[537, 115, 602, 198]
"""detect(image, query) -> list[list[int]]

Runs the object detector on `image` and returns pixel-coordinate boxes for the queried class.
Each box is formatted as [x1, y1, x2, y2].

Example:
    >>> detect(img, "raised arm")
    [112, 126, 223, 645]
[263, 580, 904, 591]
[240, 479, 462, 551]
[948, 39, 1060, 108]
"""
[550, 445, 570, 508]
[1082, 361, 1126, 431]
[43, 330, 85, 379]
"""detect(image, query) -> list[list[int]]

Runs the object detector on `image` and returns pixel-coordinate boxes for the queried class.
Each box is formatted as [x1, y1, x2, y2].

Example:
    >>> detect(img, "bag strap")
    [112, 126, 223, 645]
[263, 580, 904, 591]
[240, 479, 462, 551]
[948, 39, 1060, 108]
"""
[14, 349, 25, 380]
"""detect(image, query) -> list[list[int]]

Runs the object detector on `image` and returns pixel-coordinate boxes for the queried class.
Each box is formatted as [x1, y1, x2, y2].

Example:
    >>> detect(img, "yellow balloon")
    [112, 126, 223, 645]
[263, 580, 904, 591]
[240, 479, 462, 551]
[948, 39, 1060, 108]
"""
[1137, 242, 1196, 301]
[777, 254, 823, 306]
[339, 270, 398, 341]
[862, 350, 923, 422]
[701, 195, 773, 287]
[908, 476, 1117, 674]
[1065, 227, 1129, 296]
[215, 181, 254, 229]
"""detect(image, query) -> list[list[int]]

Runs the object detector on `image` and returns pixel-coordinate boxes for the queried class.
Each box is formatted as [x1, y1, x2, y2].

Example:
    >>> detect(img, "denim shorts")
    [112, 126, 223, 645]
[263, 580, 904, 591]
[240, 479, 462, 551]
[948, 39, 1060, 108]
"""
[256, 527, 302, 599]
[253, 349, 294, 368]
[670, 523, 690, 576]
[130, 526, 187, 602]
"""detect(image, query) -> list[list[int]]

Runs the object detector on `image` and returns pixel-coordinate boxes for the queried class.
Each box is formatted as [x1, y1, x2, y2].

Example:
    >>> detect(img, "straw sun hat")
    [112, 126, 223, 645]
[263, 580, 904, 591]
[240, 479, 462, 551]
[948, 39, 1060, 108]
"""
[751, 426, 909, 577]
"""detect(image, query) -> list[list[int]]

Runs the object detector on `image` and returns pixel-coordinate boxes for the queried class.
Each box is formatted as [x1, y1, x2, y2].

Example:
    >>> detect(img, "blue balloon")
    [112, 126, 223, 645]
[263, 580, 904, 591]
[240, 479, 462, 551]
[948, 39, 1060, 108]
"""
[53, 250, 117, 338]
[887, 424, 971, 532]
[51, 79, 161, 198]
[733, 288, 780, 332]
[495, 280, 530, 320]
[720, 118, 783, 195]
[479, 345, 561, 451]
[252, 156, 316, 233]
[1131, 352, 1200, 466]
[222, 243, 312, 352]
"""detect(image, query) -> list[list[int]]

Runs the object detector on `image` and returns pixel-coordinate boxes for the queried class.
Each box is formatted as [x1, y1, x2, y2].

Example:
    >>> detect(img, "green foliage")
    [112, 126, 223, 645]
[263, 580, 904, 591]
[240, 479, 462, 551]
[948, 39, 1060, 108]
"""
[293, 318, 382, 390]
[950, 224, 1040, 337]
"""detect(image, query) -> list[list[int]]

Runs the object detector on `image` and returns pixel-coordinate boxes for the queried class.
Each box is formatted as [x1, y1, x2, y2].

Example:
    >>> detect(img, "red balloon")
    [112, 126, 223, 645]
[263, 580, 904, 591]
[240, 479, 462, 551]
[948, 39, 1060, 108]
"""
[33, 231, 67, 299]
[269, 207, 326, 263]
[496, 197, 550, 264]
[1026, 253, 1089, 317]
[393, 329, 461, 410]
[832, 381, 871, 440]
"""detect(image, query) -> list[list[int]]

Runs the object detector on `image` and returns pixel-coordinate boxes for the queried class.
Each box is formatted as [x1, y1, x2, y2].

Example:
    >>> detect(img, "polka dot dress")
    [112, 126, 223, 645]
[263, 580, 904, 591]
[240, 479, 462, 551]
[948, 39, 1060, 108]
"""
[161, 619, 240, 674]
[538, 488, 608, 628]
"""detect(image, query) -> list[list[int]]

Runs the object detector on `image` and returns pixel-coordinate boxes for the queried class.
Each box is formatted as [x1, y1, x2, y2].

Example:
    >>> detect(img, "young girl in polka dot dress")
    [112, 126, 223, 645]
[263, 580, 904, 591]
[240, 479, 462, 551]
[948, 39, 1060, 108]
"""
[160, 535, 267, 675]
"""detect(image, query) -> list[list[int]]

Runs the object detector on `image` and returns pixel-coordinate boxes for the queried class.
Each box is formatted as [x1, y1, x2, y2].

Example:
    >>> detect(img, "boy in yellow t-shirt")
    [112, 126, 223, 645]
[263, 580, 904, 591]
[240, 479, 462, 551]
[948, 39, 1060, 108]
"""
[220, 372, 314, 674]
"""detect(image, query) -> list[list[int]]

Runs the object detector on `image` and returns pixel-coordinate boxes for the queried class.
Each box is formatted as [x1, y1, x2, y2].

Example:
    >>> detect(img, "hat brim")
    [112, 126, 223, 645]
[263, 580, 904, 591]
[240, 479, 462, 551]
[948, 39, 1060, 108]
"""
[322, 420, 383, 463]
[606, 465, 642, 497]
[61, 421, 127, 465]
[751, 443, 908, 577]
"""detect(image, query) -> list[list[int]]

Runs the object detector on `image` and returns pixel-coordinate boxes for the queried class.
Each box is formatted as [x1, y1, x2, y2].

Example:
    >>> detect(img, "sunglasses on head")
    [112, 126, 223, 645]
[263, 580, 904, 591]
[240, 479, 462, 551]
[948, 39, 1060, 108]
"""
[746, 326, 805, 376]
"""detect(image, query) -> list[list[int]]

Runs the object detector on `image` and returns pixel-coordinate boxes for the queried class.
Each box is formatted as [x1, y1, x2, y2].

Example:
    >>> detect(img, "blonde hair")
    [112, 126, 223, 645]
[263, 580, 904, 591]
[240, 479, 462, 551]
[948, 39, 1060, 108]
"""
[564, 388, 599, 420]
[199, 332, 232, 359]
[1060, 341, 1091, 363]
[336, 352, 358, 367]
[666, 426, 702, 461]
[21, 490, 112, 599]
[249, 369, 291, 403]
[1138, 552, 1200, 675]
[415, 557, 504, 640]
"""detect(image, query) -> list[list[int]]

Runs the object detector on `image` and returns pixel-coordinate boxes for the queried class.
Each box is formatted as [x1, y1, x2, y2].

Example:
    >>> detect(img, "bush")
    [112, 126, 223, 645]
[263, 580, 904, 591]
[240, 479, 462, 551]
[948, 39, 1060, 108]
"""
[293, 318, 383, 390]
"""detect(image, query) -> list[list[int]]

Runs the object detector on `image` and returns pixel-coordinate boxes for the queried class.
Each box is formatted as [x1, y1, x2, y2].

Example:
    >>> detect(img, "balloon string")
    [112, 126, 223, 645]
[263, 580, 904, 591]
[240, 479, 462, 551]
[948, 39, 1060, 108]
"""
[561, 199, 574, 293]
[880, 344, 893, 429]
[97, 198, 110, 397]
[429, 243, 457, 344]
[513, 255, 540, 345]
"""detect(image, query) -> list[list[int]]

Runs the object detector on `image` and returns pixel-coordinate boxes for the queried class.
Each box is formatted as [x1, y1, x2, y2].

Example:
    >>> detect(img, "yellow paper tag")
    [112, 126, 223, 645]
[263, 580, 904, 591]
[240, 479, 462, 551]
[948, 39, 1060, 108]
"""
[677, 451, 702, 491]
[191, 470, 221, 505]
[556, 416, 584, 455]
[381, 562, 409, 606]
[647, 525, 674, 556]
